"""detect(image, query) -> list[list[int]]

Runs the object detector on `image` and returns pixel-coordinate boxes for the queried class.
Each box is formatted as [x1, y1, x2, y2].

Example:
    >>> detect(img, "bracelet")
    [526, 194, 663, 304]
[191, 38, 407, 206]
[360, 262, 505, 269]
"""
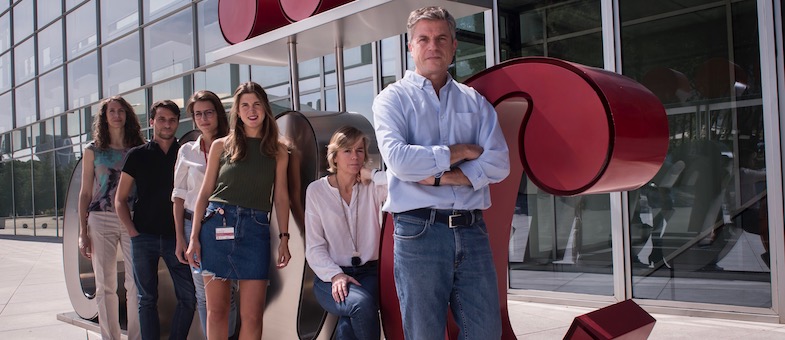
[433, 176, 441, 186]
[279, 232, 290, 239]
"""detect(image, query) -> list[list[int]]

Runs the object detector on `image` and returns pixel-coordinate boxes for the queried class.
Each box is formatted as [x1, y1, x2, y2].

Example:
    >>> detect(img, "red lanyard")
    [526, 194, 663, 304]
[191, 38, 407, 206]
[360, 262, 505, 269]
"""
[200, 138, 208, 163]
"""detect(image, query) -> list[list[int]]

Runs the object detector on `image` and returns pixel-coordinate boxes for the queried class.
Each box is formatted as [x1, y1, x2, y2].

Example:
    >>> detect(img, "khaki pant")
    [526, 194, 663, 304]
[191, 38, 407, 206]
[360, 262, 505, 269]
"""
[88, 211, 140, 340]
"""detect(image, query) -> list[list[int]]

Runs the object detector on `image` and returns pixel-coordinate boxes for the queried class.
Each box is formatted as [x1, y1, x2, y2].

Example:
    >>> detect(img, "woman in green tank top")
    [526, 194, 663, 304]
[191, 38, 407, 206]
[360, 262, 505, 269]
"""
[186, 82, 291, 339]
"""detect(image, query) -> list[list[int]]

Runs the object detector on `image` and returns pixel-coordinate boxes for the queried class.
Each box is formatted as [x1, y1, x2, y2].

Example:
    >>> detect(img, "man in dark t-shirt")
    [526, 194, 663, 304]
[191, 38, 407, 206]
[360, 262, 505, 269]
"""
[115, 100, 195, 340]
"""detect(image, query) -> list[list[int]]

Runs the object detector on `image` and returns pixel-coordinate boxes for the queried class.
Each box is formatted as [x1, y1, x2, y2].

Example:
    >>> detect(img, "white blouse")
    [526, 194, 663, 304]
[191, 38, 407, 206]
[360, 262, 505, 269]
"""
[305, 171, 387, 282]
[171, 136, 208, 211]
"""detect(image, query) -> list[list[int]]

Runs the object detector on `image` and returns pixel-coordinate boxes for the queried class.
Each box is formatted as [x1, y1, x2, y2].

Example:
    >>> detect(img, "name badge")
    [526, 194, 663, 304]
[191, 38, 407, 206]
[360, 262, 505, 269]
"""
[216, 227, 235, 240]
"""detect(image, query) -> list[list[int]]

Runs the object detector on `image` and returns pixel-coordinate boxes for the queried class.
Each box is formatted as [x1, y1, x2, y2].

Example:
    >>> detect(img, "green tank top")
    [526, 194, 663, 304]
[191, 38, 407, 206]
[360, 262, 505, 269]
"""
[210, 138, 276, 211]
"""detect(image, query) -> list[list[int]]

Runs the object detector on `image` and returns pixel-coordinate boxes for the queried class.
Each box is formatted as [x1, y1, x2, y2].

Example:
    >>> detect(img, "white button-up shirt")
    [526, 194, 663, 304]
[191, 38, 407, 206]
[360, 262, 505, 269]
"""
[171, 136, 208, 211]
[373, 71, 510, 213]
[305, 172, 387, 282]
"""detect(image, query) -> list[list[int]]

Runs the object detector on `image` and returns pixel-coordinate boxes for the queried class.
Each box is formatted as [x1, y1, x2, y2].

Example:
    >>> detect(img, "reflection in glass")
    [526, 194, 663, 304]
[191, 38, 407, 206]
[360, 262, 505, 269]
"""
[252, 65, 289, 89]
[380, 36, 401, 89]
[499, 0, 601, 66]
[102, 32, 141, 96]
[39, 68, 65, 119]
[345, 82, 374, 122]
[144, 0, 189, 22]
[197, 0, 227, 65]
[0, 51, 10, 91]
[0, 158, 12, 234]
[13, 0, 34, 42]
[123, 90, 148, 131]
[453, 13, 486, 81]
[622, 0, 770, 308]
[144, 8, 193, 82]
[66, 0, 96, 59]
[37, 0, 62, 28]
[101, 0, 138, 41]
[0, 12, 9, 53]
[55, 146, 78, 237]
[67, 52, 99, 109]
[299, 92, 321, 111]
[38, 21, 64, 73]
[15, 80, 37, 126]
[13, 155, 33, 236]
[15, 38, 35, 84]
[34, 150, 57, 236]
[0, 91, 10, 133]
[192, 63, 234, 99]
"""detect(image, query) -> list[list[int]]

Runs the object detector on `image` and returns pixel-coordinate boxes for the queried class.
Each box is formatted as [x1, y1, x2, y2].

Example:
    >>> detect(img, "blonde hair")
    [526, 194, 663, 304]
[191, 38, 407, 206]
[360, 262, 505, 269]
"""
[326, 126, 369, 173]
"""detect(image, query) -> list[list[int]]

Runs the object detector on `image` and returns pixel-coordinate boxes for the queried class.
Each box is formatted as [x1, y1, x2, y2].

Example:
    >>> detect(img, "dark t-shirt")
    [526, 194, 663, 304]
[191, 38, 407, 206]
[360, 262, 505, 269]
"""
[122, 140, 180, 237]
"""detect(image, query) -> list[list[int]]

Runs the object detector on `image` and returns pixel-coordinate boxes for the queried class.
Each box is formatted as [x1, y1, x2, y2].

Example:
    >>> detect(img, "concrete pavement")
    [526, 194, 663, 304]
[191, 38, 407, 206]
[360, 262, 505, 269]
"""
[2, 236, 785, 339]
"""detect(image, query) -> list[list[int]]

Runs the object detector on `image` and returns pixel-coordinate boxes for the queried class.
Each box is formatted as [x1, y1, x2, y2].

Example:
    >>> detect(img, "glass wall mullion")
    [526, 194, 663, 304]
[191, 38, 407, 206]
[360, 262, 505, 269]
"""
[757, 0, 785, 322]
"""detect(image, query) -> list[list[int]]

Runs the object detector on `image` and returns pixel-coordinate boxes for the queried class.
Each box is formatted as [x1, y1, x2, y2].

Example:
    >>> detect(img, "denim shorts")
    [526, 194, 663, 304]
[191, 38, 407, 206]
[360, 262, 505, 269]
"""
[200, 202, 271, 280]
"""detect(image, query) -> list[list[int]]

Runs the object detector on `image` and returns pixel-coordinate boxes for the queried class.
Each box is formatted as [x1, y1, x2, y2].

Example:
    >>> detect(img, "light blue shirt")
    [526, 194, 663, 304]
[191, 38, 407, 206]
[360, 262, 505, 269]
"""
[373, 71, 510, 213]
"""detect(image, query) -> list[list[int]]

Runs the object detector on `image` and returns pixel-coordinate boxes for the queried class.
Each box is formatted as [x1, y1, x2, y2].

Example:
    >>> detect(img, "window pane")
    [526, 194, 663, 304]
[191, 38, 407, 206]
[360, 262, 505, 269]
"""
[101, 0, 138, 41]
[622, 0, 770, 308]
[453, 13, 486, 81]
[0, 11, 10, 53]
[0, 51, 10, 91]
[15, 80, 37, 126]
[15, 37, 35, 84]
[192, 63, 234, 98]
[38, 20, 64, 73]
[66, 0, 85, 11]
[67, 52, 99, 109]
[13, 155, 33, 235]
[0, 0, 8, 13]
[37, 0, 62, 28]
[0, 91, 10, 132]
[39, 68, 65, 119]
[251, 65, 289, 88]
[345, 81, 374, 122]
[122, 89, 148, 131]
[66, 0, 96, 59]
[344, 44, 373, 83]
[0, 157, 12, 233]
[197, 0, 227, 65]
[380, 36, 401, 89]
[144, 8, 193, 83]
[145, 0, 189, 22]
[13, 0, 34, 42]
[102, 32, 141, 96]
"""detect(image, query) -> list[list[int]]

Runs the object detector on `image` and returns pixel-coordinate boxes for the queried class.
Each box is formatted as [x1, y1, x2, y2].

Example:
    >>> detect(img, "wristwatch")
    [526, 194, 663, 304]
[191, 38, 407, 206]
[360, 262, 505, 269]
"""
[433, 172, 443, 186]
[279, 232, 290, 239]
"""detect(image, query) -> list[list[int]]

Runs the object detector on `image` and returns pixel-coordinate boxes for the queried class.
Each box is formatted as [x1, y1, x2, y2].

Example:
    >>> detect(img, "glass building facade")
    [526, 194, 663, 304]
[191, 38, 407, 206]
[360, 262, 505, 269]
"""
[1, 0, 784, 323]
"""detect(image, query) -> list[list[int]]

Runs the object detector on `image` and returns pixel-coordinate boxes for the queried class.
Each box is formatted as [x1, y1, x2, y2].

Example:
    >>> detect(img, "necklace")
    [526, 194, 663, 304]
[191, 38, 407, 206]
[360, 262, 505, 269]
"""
[334, 174, 361, 266]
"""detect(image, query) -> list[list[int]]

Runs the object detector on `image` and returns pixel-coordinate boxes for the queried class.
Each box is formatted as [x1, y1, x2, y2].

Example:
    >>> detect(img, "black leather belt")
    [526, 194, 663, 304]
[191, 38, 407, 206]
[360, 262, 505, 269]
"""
[402, 208, 482, 228]
[183, 209, 194, 221]
[341, 260, 378, 270]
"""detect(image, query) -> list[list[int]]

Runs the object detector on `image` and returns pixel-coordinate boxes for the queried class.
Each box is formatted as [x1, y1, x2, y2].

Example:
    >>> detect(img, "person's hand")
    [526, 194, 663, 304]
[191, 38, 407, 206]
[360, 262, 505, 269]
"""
[78, 232, 92, 259]
[331, 273, 361, 303]
[276, 240, 291, 268]
[359, 167, 374, 185]
[186, 239, 201, 269]
[127, 228, 140, 238]
[175, 236, 188, 265]
[450, 144, 484, 164]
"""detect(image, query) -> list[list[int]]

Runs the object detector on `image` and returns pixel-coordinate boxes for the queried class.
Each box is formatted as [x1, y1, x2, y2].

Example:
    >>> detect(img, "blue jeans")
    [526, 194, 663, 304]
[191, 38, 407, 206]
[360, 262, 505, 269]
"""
[313, 262, 380, 340]
[184, 218, 238, 337]
[393, 210, 501, 340]
[131, 233, 196, 340]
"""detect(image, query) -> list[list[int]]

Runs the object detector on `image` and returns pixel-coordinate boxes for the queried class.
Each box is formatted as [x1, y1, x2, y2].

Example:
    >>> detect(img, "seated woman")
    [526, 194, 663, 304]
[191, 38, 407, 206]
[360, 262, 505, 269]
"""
[305, 126, 387, 340]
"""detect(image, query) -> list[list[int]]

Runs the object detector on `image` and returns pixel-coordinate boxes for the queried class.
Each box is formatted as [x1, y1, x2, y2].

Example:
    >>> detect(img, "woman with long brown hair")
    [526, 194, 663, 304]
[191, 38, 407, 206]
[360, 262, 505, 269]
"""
[186, 82, 291, 339]
[78, 96, 145, 340]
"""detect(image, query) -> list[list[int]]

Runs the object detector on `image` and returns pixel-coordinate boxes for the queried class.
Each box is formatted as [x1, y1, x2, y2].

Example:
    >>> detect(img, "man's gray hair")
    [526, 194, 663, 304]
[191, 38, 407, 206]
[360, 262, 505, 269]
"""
[407, 6, 457, 42]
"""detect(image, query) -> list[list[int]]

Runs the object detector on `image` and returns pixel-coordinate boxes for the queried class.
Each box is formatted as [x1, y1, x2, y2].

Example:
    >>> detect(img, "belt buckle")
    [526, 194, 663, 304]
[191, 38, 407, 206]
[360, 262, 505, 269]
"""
[449, 213, 461, 228]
